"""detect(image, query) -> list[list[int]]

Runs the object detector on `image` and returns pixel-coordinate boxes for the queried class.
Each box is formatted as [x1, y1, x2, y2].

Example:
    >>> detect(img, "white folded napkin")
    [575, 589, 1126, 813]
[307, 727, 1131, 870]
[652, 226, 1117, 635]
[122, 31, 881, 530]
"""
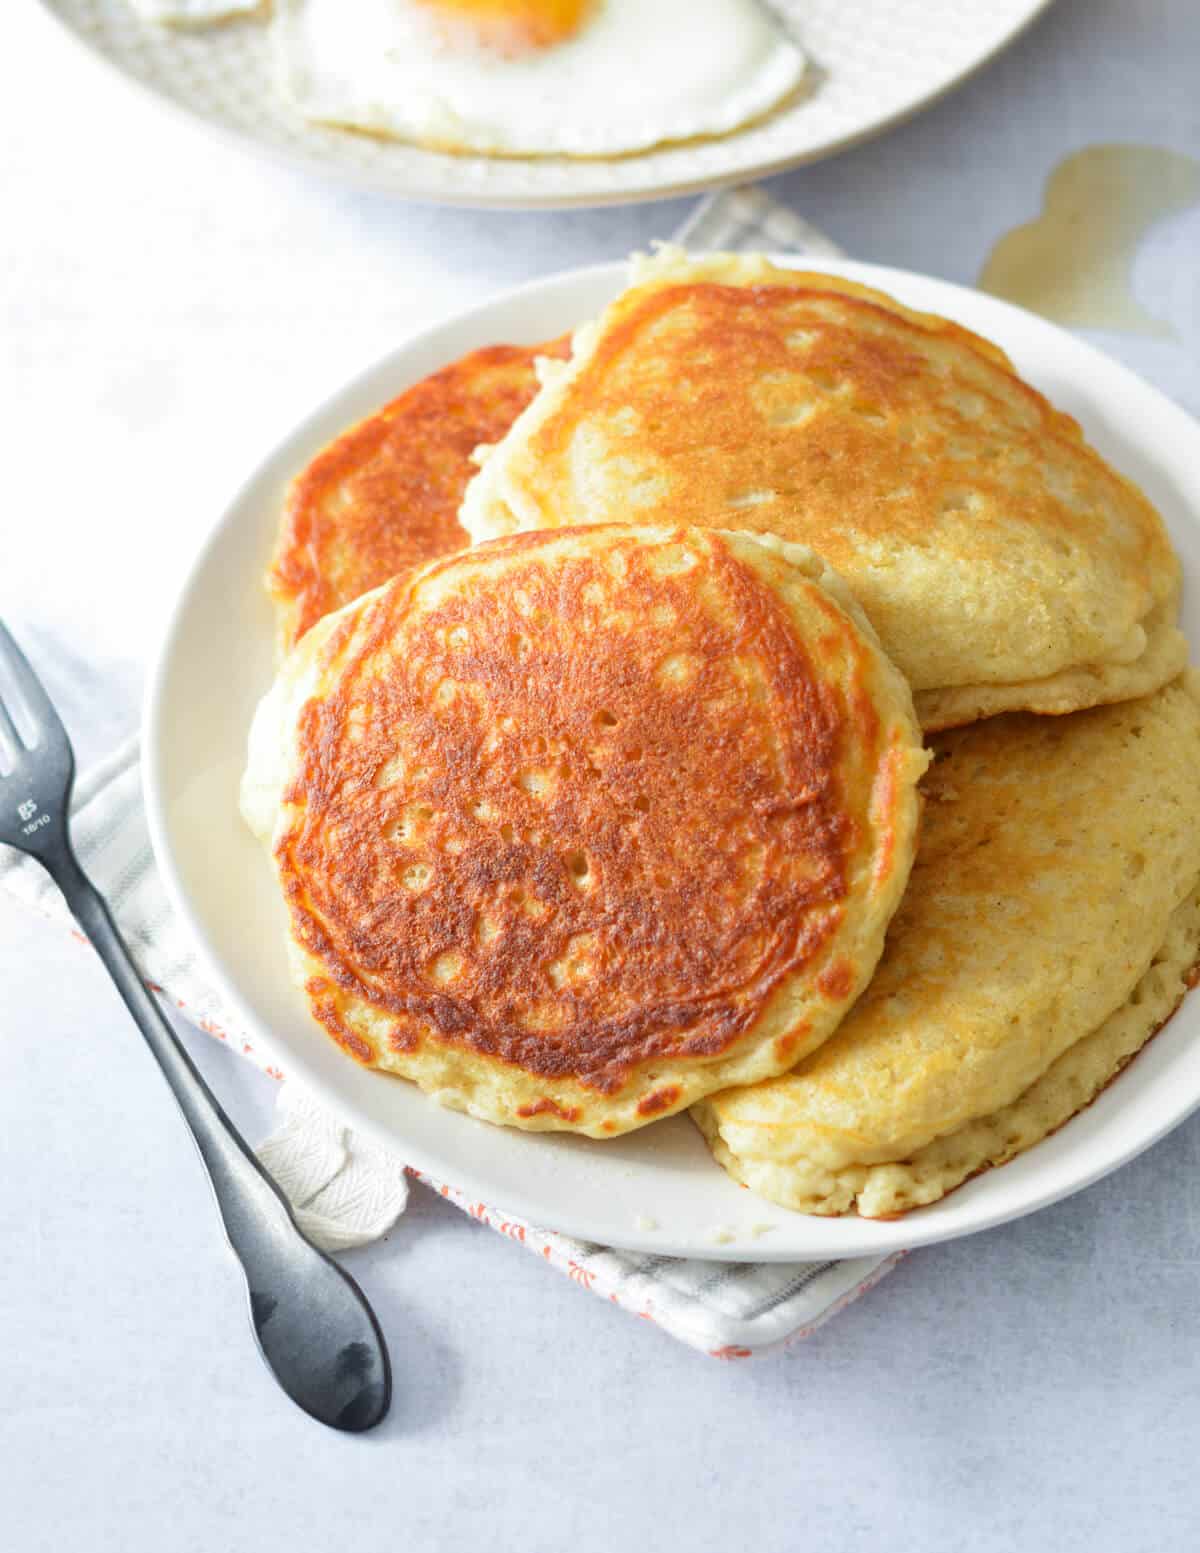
[0, 186, 906, 1357]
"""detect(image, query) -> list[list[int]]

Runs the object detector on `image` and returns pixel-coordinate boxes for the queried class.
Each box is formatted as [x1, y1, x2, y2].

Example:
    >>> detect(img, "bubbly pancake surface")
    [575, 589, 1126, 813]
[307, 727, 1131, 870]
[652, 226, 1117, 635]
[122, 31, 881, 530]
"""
[242, 525, 927, 1136]
[694, 675, 1200, 1216]
[461, 248, 1185, 726]
[269, 336, 570, 652]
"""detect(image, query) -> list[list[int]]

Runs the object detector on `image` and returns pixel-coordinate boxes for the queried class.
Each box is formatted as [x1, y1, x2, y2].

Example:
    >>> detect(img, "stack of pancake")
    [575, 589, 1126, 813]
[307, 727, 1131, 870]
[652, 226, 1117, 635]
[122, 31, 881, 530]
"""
[244, 247, 1200, 1219]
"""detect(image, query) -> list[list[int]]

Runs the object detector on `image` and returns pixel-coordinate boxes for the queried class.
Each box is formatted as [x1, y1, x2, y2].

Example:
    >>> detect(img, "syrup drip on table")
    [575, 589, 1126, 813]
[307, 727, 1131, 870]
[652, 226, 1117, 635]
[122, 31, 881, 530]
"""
[979, 145, 1200, 338]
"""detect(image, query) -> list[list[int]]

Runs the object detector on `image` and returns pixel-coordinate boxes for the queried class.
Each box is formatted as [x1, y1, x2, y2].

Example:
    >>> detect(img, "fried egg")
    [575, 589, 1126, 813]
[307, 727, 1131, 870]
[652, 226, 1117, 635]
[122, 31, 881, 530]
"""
[272, 0, 806, 157]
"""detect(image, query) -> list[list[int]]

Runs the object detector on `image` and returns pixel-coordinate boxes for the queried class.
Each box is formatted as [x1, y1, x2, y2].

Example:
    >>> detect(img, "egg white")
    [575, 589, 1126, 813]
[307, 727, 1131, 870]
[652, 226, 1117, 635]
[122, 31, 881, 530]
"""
[131, 0, 262, 22]
[271, 0, 806, 157]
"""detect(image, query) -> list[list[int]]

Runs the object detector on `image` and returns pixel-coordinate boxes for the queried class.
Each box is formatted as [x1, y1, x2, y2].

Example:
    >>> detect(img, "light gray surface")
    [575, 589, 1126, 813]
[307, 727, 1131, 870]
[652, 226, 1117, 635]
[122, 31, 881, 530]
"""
[4, 0, 1200, 1547]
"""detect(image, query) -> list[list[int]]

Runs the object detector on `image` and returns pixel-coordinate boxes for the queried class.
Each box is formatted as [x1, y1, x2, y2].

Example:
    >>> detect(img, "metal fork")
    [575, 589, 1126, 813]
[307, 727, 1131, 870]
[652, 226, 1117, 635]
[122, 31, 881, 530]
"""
[0, 621, 391, 1433]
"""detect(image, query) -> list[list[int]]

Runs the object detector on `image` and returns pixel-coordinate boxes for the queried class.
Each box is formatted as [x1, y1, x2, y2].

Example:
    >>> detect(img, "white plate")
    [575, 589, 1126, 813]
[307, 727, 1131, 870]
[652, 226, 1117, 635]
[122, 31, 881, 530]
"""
[41, 1, 1051, 209]
[144, 256, 1200, 1260]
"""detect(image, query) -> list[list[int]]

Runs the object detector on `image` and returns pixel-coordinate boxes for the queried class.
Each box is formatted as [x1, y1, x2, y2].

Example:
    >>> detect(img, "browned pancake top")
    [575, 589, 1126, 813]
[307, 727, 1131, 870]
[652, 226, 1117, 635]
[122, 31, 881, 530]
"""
[463, 268, 1178, 698]
[276, 527, 871, 1094]
[269, 336, 571, 649]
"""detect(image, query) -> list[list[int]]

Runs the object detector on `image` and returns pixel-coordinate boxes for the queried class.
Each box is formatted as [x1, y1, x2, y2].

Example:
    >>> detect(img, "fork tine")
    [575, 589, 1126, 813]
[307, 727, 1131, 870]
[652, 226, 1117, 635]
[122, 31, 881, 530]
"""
[0, 618, 66, 748]
[0, 689, 21, 755]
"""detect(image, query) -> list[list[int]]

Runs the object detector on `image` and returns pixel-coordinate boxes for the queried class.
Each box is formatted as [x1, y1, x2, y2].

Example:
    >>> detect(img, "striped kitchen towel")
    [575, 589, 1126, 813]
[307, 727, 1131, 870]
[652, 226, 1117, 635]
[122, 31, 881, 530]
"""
[0, 184, 905, 1358]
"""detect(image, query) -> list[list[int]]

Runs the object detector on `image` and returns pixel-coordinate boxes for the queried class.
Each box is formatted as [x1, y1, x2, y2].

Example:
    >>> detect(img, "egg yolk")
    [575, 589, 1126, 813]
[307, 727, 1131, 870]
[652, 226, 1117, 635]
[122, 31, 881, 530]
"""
[417, 0, 593, 54]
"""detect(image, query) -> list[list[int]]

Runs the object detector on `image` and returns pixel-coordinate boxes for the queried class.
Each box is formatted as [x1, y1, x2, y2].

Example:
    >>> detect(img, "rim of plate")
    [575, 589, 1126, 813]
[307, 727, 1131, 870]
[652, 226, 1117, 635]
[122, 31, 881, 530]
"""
[144, 255, 1200, 1259]
[38, 0, 1054, 210]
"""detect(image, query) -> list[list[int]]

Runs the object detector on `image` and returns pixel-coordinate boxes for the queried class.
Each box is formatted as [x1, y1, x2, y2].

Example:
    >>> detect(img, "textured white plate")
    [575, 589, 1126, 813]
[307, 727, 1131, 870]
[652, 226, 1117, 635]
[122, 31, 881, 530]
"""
[42, 0, 1051, 209]
[144, 257, 1200, 1260]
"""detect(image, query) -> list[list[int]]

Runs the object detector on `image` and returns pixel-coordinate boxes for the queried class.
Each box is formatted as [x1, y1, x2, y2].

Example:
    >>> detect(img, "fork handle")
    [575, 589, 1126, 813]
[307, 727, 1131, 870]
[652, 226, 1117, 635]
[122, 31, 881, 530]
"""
[59, 853, 296, 1234]
[51, 848, 391, 1432]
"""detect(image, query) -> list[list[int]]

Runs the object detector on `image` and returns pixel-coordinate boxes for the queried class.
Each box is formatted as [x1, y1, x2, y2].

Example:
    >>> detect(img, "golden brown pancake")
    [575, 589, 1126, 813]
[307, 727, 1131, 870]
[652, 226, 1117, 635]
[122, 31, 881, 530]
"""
[694, 674, 1200, 1216]
[242, 524, 928, 1136]
[268, 335, 571, 652]
[461, 249, 1185, 729]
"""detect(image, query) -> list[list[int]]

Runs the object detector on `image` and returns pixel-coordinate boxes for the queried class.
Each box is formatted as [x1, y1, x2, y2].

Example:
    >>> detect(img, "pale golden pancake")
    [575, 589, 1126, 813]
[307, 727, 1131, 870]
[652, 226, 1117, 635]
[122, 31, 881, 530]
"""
[268, 336, 570, 653]
[242, 524, 927, 1137]
[693, 675, 1200, 1217]
[461, 248, 1185, 729]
